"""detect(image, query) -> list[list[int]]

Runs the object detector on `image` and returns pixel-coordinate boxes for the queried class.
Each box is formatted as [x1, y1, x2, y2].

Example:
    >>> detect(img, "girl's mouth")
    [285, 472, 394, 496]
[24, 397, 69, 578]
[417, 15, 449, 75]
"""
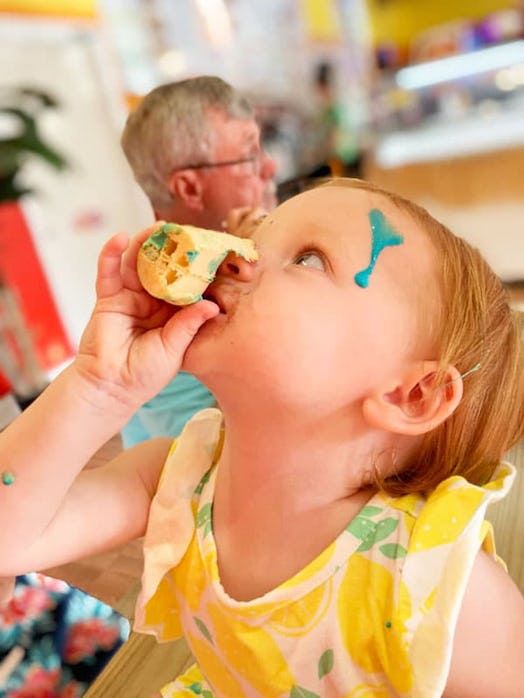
[203, 288, 226, 314]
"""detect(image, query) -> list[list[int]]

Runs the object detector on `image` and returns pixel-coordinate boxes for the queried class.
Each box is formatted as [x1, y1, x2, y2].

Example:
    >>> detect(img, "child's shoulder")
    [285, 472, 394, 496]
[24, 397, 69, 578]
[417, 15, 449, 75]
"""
[444, 549, 524, 697]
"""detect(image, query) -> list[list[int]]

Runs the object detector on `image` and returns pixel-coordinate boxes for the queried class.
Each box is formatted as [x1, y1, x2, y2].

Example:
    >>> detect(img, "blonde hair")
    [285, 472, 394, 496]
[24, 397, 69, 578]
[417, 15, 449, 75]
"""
[323, 178, 524, 495]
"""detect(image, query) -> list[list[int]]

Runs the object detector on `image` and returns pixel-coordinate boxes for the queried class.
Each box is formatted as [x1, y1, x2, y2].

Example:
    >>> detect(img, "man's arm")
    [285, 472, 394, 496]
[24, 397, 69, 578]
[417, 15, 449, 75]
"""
[444, 550, 524, 697]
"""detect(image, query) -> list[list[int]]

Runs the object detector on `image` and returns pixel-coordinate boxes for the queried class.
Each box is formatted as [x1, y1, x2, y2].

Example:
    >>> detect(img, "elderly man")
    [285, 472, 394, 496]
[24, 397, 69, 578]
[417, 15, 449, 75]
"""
[120, 75, 277, 446]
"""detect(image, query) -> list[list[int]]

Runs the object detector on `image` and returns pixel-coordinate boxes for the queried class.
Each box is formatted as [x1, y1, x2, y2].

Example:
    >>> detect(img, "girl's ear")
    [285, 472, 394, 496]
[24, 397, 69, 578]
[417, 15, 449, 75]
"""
[362, 361, 463, 435]
[168, 170, 205, 210]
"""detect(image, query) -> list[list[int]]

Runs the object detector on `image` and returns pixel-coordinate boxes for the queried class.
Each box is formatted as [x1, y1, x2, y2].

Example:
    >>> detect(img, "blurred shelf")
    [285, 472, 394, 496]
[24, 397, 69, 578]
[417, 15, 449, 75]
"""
[374, 102, 524, 167]
[372, 39, 524, 168]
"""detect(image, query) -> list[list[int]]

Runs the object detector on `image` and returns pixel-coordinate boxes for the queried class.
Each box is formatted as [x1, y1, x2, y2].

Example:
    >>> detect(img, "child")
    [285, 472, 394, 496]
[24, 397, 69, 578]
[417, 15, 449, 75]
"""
[0, 179, 522, 697]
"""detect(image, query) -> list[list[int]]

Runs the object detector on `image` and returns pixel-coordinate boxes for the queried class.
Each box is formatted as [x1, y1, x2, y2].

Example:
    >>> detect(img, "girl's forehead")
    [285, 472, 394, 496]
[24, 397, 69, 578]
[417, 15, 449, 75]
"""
[266, 184, 436, 284]
[272, 186, 402, 238]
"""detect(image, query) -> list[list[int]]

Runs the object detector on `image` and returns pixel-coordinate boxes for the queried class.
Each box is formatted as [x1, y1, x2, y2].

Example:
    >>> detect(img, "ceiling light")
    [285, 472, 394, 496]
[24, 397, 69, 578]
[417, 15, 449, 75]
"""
[194, 0, 233, 49]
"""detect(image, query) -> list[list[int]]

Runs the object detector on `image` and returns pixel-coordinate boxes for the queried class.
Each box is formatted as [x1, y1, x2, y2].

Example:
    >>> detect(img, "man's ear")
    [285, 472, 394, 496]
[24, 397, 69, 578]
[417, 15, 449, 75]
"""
[362, 361, 463, 435]
[168, 170, 205, 211]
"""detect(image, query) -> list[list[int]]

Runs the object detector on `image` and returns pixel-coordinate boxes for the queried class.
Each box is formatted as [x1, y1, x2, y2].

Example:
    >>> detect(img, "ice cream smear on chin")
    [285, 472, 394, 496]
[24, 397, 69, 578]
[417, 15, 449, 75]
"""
[137, 223, 258, 305]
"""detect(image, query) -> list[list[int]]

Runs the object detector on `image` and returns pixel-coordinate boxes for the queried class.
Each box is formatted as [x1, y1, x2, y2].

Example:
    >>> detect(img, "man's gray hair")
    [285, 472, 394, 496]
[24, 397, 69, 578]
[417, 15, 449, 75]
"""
[121, 76, 253, 211]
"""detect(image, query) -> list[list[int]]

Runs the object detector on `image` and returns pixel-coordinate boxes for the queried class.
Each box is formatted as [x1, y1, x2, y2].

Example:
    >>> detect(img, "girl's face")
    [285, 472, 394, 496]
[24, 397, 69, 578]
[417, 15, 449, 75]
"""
[184, 185, 437, 416]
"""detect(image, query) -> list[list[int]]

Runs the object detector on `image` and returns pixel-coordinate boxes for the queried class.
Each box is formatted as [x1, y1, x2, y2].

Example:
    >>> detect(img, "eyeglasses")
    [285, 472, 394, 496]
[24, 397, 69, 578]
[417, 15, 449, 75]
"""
[173, 152, 263, 176]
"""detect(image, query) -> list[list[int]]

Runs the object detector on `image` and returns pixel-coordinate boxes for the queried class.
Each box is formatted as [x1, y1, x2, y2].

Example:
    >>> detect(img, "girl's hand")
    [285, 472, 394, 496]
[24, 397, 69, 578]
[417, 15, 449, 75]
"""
[74, 226, 219, 413]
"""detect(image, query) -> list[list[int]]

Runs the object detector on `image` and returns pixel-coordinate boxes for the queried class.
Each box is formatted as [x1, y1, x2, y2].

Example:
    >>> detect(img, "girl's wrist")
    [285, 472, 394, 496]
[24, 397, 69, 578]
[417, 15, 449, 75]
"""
[58, 362, 141, 428]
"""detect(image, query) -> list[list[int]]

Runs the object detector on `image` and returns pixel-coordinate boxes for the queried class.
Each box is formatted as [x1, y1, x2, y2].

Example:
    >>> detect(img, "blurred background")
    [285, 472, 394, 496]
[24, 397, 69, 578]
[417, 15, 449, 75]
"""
[0, 0, 523, 402]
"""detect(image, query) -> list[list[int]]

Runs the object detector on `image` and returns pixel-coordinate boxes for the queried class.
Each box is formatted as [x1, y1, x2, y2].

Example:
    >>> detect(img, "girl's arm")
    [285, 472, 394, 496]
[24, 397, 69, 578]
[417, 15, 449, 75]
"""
[0, 230, 218, 574]
[444, 550, 524, 697]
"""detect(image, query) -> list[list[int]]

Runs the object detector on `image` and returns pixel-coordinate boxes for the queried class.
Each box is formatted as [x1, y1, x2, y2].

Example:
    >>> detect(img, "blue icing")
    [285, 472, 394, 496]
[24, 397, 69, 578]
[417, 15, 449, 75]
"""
[144, 223, 181, 251]
[354, 209, 404, 288]
[159, 223, 179, 234]
[147, 229, 168, 250]
[207, 255, 226, 277]
[186, 250, 199, 263]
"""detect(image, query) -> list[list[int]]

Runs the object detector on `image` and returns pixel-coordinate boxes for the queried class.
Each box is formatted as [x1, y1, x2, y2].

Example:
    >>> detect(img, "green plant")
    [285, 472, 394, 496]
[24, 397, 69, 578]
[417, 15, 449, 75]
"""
[0, 87, 68, 202]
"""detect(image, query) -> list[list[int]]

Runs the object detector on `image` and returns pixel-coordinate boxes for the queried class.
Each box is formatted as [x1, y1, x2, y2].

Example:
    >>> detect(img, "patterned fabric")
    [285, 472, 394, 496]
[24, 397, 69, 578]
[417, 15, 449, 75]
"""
[135, 409, 514, 698]
[0, 573, 129, 697]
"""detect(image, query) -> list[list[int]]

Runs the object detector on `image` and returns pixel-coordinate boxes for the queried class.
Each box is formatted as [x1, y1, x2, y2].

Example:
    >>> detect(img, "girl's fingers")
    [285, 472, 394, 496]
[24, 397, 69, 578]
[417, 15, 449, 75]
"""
[95, 233, 129, 298]
[121, 222, 165, 291]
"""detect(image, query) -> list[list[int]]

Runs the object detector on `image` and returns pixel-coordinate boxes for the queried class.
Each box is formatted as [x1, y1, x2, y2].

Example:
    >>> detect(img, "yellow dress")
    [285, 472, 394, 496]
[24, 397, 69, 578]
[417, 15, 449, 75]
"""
[134, 409, 514, 698]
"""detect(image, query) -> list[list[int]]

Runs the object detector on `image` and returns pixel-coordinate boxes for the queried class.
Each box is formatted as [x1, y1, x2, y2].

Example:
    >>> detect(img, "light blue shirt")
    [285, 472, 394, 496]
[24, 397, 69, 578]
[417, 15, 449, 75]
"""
[121, 372, 216, 447]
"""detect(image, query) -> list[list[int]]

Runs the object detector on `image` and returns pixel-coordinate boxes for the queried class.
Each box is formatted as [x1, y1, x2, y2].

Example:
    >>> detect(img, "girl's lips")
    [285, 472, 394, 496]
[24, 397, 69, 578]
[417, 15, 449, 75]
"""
[203, 287, 227, 314]
[204, 280, 249, 316]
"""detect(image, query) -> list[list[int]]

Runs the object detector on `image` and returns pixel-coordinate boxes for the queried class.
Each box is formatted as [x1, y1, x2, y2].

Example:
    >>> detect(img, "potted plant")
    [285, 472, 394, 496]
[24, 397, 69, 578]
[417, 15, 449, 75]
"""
[0, 87, 67, 201]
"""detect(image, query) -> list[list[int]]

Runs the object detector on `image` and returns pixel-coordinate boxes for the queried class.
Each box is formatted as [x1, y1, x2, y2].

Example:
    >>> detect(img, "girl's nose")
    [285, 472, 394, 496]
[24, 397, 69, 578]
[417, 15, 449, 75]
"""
[216, 252, 257, 281]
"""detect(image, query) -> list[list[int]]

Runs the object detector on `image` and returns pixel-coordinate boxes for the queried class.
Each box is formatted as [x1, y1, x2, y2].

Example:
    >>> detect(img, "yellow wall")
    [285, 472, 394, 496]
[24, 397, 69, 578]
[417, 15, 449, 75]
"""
[0, 0, 96, 18]
[299, 0, 343, 42]
[366, 0, 514, 48]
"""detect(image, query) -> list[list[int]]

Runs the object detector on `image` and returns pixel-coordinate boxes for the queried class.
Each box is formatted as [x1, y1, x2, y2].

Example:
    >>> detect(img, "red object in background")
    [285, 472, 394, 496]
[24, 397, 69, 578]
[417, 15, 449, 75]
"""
[0, 201, 73, 371]
[0, 367, 12, 397]
[0, 365, 20, 427]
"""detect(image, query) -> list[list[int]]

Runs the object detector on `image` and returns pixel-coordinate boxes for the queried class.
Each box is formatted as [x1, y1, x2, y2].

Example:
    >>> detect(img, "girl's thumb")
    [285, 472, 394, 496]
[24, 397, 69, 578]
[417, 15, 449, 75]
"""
[162, 300, 219, 358]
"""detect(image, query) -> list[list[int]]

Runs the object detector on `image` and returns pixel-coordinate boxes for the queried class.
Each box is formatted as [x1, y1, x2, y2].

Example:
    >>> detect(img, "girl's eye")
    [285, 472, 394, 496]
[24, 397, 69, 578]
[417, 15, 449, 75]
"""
[293, 251, 325, 270]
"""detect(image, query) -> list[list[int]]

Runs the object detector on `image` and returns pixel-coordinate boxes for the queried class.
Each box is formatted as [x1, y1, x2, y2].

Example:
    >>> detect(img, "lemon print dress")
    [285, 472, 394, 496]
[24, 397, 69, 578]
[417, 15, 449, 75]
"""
[134, 409, 515, 698]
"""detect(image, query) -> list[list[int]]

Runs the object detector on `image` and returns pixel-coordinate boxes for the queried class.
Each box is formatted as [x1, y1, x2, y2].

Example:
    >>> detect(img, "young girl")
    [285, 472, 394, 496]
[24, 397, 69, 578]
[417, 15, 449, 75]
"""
[0, 179, 522, 697]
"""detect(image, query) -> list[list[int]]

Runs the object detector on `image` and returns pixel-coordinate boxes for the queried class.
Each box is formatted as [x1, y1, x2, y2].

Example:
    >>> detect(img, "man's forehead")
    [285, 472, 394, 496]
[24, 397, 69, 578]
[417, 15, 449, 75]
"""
[209, 108, 259, 136]
[234, 118, 260, 145]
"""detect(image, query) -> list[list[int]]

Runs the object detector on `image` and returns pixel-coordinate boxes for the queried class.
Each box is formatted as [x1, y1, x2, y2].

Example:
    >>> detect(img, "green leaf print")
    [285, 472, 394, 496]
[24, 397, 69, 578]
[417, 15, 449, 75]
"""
[346, 516, 377, 541]
[193, 616, 214, 644]
[373, 517, 399, 541]
[356, 517, 399, 552]
[197, 502, 212, 530]
[359, 505, 382, 517]
[194, 469, 212, 495]
[188, 686, 212, 698]
[318, 649, 334, 678]
[379, 543, 408, 559]
[290, 687, 321, 698]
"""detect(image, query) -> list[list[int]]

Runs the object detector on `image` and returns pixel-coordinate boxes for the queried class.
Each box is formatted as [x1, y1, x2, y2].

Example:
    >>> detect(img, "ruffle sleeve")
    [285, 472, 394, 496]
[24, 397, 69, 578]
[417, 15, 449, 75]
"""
[133, 408, 223, 641]
[403, 462, 516, 697]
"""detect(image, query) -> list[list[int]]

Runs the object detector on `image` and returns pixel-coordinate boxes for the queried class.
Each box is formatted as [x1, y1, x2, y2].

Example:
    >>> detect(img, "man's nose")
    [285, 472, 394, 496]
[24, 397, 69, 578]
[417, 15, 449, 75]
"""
[216, 252, 257, 281]
[260, 151, 277, 180]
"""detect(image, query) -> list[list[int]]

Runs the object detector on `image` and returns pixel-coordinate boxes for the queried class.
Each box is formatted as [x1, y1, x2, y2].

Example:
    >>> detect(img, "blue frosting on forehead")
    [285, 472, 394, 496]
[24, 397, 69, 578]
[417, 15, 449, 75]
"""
[354, 209, 404, 288]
